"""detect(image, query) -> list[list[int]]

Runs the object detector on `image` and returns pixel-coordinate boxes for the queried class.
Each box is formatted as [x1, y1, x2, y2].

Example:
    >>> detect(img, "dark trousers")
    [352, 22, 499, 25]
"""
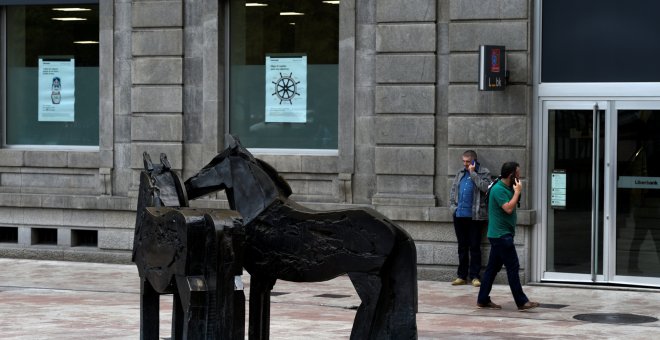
[477, 234, 529, 307]
[453, 216, 484, 280]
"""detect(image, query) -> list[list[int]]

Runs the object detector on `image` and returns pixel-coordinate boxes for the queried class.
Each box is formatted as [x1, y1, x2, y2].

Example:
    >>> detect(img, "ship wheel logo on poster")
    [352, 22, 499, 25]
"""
[272, 72, 300, 105]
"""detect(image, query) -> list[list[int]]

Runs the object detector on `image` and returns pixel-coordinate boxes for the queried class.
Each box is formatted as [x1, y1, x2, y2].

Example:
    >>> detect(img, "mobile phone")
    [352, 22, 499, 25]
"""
[471, 160, 476, 166]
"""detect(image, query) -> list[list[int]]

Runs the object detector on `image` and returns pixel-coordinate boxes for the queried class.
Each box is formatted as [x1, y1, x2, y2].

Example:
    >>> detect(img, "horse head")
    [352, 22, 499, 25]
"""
[184, 135, 292, 224]
[139, 152, 188, 208]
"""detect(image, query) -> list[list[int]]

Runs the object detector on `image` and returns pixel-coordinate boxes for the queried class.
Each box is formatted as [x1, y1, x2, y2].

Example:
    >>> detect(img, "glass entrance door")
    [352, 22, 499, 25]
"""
[542, 100, 660, 287]
[613, 102, 660, 285]
[543, 101, 607, 282]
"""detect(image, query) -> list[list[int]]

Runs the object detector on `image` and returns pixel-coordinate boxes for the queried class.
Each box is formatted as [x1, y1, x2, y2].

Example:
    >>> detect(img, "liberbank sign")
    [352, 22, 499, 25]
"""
[618, 176, 660, 189]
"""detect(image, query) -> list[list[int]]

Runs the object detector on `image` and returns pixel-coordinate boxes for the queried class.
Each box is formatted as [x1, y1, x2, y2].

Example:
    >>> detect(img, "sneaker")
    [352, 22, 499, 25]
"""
[471, 278, 481, 287]
[451, 278, 467, 286]
[518, 301, 540, 311]
[477, 301, 502, 310]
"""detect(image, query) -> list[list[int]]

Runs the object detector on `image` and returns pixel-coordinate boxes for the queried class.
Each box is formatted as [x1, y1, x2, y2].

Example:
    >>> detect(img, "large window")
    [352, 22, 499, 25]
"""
[3, 1, 99, 147]
[229, 0, 339, 149]
[542, 0, 660, 82]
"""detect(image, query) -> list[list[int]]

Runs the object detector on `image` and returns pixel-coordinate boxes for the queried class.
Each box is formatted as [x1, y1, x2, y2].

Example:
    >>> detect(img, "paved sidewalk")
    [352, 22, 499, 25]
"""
[0, 258, 659, 339]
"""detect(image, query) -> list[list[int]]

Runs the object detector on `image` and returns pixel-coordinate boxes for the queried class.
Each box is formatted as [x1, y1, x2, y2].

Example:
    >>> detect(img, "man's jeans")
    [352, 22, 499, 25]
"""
[477, 234, 529, 307]
[453, 216, 484, 280]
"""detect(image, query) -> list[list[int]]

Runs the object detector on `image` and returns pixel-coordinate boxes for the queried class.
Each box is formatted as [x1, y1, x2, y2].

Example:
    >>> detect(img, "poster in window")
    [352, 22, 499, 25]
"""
[265, 55, 307, 123]
[38, 58, 75, 122]
[551, 170, 567, 208]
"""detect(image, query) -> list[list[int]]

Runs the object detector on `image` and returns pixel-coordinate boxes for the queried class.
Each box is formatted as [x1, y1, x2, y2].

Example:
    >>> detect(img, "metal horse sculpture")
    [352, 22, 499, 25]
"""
[133, 153, 245, 340]
[185, 136, 418, 340]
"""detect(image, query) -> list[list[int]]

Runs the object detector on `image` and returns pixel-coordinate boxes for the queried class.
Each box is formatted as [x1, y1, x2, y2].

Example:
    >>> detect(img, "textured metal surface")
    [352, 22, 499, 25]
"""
[573, 313, 658, 324]
[134, 152, 246, 340]
[184, 135, 419, 340]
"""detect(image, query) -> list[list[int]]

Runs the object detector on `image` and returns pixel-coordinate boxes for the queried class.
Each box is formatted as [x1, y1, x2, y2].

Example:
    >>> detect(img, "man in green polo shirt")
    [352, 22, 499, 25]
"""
[476, 161, 539, 311]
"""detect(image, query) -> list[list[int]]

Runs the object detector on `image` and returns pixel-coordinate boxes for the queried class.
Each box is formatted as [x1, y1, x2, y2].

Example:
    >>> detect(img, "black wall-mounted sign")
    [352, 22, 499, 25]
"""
[479, 45, 506, 91]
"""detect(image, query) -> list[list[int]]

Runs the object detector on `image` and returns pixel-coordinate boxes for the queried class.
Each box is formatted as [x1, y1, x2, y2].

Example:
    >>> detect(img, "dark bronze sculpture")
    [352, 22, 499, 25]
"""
[133, 153, 245, 340]
[134, 135, 418, 339]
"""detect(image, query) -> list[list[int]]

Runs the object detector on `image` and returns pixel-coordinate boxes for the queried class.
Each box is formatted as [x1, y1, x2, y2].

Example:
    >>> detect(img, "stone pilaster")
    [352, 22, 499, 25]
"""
[372, 0, 437, 207]
[129, 0, 184, 195]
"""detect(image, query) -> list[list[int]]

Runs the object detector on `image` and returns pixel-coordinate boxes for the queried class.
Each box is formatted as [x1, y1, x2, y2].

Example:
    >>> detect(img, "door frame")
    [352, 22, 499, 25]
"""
[537, 99, 660, 287]
[609, 100, 660, 287]
[539, 100, 611, 284]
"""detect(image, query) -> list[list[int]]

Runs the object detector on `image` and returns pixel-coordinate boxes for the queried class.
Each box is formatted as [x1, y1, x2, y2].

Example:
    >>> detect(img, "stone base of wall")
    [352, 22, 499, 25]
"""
[0, 246, 132, 264]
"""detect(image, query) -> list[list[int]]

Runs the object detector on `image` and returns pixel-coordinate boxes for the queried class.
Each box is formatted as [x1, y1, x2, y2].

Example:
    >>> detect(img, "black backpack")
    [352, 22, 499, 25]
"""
[484, 175, 500, 207]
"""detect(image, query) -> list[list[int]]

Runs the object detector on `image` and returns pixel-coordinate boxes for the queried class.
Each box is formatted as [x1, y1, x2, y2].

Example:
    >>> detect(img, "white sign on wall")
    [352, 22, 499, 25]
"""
[265, 55, 307, 123]
[38, 58, 75, 122]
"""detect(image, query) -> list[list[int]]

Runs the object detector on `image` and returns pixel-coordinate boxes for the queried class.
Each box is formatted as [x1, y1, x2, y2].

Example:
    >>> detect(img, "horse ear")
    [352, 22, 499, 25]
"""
[143, 152, 154, 171]
[160, 153, 171, 170]
[226, 134, 240, 149]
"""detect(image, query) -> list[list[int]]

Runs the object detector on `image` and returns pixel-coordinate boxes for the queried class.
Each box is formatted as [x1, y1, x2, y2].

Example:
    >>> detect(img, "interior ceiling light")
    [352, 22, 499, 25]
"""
[73, 41, 99, 44]
[52, 17, 87, 21]
[322, 1, 341, 4]
[245, 2, 268, 6]
[52, 8, 91, 12]
[280, 12, 304, 16]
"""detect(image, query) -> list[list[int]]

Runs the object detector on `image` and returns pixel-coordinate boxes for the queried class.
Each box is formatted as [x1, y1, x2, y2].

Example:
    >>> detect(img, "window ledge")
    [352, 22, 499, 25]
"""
[0, 193, 135, 211]
[0, 149, 109, 168]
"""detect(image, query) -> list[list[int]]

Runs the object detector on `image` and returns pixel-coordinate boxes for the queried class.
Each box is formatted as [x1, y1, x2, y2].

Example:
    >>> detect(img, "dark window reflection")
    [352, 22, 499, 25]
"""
[616, 110, 660, 277]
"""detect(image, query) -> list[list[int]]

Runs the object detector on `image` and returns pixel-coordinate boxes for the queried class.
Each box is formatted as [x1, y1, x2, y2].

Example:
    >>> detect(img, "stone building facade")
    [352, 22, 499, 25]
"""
[0, 0, 534, 283]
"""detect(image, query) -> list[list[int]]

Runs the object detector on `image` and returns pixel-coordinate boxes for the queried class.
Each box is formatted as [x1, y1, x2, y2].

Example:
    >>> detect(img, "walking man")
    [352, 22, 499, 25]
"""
[449, 150, 491, 287]
[477, 161, 539, 311]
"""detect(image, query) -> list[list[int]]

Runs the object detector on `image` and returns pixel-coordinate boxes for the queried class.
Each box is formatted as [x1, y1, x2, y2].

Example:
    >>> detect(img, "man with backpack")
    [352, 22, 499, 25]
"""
[477, 161, 539, 311]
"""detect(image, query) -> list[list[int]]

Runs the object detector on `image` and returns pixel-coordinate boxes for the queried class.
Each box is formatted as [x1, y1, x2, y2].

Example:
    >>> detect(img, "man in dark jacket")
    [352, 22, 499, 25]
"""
[449, 150, 492, 287]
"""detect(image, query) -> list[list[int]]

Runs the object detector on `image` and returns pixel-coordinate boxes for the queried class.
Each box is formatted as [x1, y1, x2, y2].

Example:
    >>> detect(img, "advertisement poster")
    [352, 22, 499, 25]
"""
[265, 55, 307, 123]
[38, 58, 75, 122]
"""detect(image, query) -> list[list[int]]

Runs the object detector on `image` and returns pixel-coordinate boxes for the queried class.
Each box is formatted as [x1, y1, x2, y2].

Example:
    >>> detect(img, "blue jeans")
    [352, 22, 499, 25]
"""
[453, 216, 484, 280]
[477, 234, 529, 307]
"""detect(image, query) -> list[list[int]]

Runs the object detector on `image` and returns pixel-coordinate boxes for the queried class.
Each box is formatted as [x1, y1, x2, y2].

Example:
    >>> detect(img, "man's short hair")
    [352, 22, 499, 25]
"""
[501, 161, 520, 179]
[463, 150, 477, 160]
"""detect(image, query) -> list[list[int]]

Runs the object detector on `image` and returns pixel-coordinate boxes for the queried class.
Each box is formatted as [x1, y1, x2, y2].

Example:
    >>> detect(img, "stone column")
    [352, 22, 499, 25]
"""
[372, 0, 437, 207]
[129, 0, 184, 193]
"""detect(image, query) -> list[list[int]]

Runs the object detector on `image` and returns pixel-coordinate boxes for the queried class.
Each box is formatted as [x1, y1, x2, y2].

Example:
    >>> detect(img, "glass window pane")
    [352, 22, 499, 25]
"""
[229, 0, 338, 149]
[542, 0, 660, 82]
[5, 4, 99, 146]
[616, 110, 660, 277]
[546, 109, 604, 274]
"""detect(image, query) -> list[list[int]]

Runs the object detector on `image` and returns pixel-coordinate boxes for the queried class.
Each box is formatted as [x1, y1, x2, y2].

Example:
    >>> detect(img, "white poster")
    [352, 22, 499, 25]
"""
[38, 58, 75, 122]
[551, 170, 567, 208]
[265, 55, 307, 123]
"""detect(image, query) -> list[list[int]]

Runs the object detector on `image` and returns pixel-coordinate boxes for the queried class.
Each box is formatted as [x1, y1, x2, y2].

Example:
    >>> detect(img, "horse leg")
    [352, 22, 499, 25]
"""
[172, 288, 184, 340]
[140, 278, 159, 340]
[374, 233, 418, 340]
[248, 276, 276, 340]
[174, 276, 210, 340]
[347, 272, 382, 340]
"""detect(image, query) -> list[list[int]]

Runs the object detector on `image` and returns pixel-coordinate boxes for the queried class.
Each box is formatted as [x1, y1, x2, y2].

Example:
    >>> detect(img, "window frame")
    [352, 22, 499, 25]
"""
[0, 0, 110, 169]
[223, 0, 354, 160]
